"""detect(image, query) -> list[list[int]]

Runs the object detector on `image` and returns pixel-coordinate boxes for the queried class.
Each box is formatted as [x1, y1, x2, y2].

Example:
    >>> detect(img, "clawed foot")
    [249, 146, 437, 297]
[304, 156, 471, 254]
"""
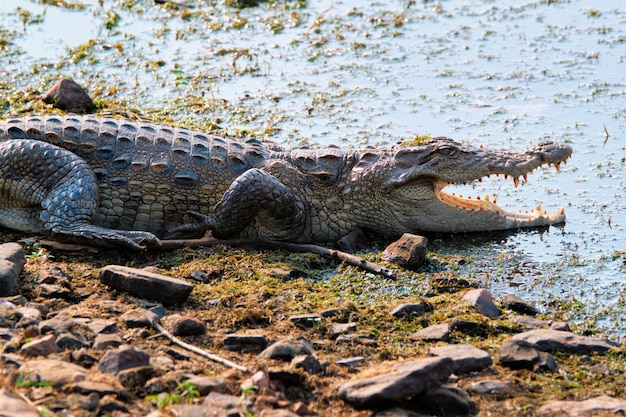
[162, 211, 214, 240]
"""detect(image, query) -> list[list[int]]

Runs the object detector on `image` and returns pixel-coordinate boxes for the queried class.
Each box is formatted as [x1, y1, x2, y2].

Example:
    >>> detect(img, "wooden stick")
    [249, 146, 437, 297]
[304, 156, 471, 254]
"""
[145, 312, 248, 373]
[159, 237, 396, 279]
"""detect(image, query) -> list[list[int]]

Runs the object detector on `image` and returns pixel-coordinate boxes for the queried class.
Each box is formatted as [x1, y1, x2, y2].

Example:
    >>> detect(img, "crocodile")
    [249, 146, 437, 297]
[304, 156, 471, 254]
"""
[0, 114, 572, 250]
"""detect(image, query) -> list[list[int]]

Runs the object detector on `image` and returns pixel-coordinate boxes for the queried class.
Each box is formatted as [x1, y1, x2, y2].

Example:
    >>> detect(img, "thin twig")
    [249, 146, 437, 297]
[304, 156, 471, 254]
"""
[159, 237, 396, 279]
[145, 312, 248, 373]
[603, 123, 610, 146]
[305, 4, 334, 36]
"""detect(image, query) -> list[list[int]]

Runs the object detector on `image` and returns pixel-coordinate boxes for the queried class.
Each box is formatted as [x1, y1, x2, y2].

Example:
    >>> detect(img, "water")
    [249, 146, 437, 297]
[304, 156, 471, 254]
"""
[0, 0, 624, 334]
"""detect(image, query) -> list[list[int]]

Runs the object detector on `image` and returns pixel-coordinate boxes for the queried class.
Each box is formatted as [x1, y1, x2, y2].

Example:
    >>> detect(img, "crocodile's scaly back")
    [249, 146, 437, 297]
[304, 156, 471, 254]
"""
[0, 114, 269, 238]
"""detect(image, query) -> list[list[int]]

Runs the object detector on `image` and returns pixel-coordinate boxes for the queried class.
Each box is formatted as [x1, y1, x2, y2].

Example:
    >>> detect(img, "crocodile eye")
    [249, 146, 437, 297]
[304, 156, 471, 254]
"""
[438, 147, 453, 156]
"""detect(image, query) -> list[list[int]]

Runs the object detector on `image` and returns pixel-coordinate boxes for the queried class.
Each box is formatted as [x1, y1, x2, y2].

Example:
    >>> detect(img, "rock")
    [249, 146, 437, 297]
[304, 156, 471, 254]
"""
[41, 78, 94, 113]
[462, 289, 500, 318]
[291, 354, 323, 374]
[512, 316, 549, 329]
[224, 334, 268, 353]
[373, 408, 426, 417]
[382, 234, 427, 270]
[166, 315, 206, 336]
[99, 265, 193, 306]
[56, 331, 88, 350]
[413, 386, 477, 416]
[330, 322, 357, 336]
[0, 388, 39, 417]
[98, 345, 150, 375]
[0, 243, 26, 297]
[501, 294, 540, 316]
[336, 356, 366, 368]
[289, 313, 323, 328]
[466, 379, 516, 397]
[259, 339, 314, 361]
[243, 369, 270, 390]
[202, 391, 247, 413]
[19, 359, 87, 384]
[184, 376, 228, 396]
[336, 334, 378, 347]
[117, 365, 161, 389]
[550, 321, 572, 331]
[511, 329, 619, 354]
[258, 409, 301, 417]
[65, 380, 122, 397]
[390, 302, 430, 319]
[410, 323, 451, 342]
[87, 319, 117, 334]
[499, 339, 557, 370]
[121, 308, 153, 328]
[19, 334, 61, 357]
[338, 357, 454, 408]
[39, 310, 74, 334]
[93, 333, 124, 350]
[428, 344, 492, 374]
[538, 395, 626, 416]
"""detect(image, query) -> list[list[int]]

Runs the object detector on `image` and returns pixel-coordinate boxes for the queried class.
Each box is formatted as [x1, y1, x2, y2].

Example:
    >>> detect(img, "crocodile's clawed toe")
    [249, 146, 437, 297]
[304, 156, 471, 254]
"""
[162, 223, 208, 240]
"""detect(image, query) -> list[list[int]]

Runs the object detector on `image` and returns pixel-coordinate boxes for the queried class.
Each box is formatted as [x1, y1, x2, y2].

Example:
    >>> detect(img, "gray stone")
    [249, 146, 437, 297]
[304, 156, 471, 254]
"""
[501, 294, 541, 316]
[167, 315, 206, 336]
[338, 357, 454, 408]
[99, 265, 193, 305]
[383, 233, 428, 270]
[202, 391, 247, 413]
[467, 379, 516, 397]
[56, 331, 88, 350]
[336, 356, 366, 367]
[0, 388, 39, 417]
[66, 380, 122, 396]
[511, 329, 619, 354]
[373, 408, 426, 417]
[93, 333, 124, 350]
[391, 302, 429, 319]
[410, 323, 451, 342]
[121, 308, 152, 328]
[330, 322, 357, 336]
[462, 289, 500, 318]
[428, 344, 492, 374]
[98, 345, 150, 374]
[336, 333, 378, 347]
[38, 310, 74, 334]
[19, 334, 61, 357]
[87, 319, 117, 334]
[224, 334, 268, 353]
[184, 376, 228, 396]
[512, 316, 548, 329]
[539, 395, 626, 416]
[19, 359, 87, 384]
[413, 386, 477, 416]
[117, 365, 161, 389]
[499, 339, 557, 370]
[550, 321, 572, 331]
[289, 313, 323, 328]
[292, 354, 323, 374]
[0, 243, 25, 297]
[259, 338, 314, 361]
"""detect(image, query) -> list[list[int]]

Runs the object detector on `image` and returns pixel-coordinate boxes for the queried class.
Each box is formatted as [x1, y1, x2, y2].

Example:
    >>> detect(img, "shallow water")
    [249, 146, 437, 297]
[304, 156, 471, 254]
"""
[0, 0, 624, 334]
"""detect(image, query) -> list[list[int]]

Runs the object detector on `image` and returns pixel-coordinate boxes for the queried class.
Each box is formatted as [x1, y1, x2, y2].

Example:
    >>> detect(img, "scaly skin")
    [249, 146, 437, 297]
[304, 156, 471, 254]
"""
[0, 114, 572, 249]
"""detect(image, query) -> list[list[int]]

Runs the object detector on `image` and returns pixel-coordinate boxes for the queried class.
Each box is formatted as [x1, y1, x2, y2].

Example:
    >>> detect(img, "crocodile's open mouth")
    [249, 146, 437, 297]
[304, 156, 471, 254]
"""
[434, 179, 565, 221]
[431, 161, 567, 224]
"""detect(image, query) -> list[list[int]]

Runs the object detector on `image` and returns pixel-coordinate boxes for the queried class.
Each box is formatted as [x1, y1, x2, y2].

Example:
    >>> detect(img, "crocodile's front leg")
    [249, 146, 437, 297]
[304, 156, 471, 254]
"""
[168, 168, 306, 241]
[0, 140, 158, 250]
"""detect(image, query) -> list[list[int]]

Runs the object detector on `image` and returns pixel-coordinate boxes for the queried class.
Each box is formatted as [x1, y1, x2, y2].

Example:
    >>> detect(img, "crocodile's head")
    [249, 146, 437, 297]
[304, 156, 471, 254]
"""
[372, 137, 572, 234]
